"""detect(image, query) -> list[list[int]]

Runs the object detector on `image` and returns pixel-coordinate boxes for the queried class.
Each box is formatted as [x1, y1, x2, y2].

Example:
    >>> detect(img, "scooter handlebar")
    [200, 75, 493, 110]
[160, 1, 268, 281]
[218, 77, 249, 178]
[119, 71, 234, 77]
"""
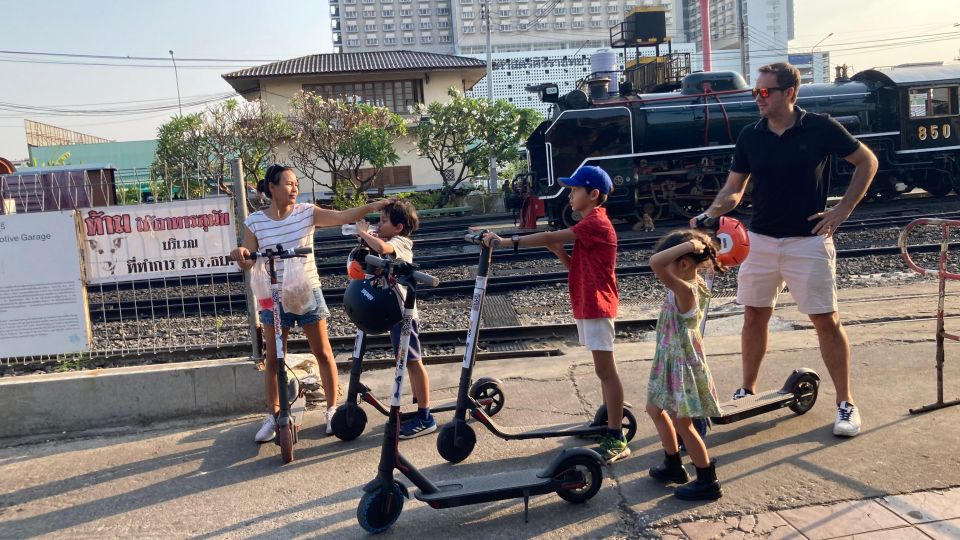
[464, 230, 500, 248]
[363, 254, 439, 287]
[243, 246, 314, 260]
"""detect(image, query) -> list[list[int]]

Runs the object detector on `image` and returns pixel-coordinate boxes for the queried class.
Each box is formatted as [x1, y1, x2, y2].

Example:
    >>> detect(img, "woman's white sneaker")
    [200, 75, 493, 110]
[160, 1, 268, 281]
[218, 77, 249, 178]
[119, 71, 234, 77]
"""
[834, 401, 861, 437]
[325, 406, 337, 435]
[255, 414, 277, 443]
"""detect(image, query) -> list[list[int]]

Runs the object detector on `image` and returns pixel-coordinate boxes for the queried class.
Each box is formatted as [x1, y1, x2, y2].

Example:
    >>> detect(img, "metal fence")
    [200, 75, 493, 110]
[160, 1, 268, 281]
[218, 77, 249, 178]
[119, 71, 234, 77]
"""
[0, 161, 260, 368]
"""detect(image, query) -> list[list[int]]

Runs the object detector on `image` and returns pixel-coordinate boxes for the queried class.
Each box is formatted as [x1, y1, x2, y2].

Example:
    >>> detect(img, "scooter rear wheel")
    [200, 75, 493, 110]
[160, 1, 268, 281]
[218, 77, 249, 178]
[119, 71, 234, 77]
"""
[554, 455, 603, 503]
[277, 423, 294, 464]
[469, 380, 505, 416]
[357, 481, 405, 534]
[592, 405, 639, 442]
[332, 402, 368, 441]
[788, 373, 820, 415]
[437, 420, 476, 463]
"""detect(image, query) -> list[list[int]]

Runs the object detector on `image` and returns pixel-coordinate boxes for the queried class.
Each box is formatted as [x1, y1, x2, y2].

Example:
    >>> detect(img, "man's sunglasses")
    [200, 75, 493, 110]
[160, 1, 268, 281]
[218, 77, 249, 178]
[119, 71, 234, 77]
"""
[752, 86, 789, 99]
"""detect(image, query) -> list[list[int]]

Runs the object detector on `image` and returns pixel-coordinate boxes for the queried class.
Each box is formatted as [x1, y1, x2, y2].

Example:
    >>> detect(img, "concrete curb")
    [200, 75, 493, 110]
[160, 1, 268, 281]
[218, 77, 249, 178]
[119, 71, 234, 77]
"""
[0, 359, 263, 440]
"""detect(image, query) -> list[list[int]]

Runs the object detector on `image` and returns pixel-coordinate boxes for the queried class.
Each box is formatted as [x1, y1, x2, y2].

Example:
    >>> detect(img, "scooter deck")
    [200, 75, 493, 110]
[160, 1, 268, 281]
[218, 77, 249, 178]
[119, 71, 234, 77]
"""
[476, 418, 606, 440]
[710, 389, 796, 425]
[415, 467, 556, 508]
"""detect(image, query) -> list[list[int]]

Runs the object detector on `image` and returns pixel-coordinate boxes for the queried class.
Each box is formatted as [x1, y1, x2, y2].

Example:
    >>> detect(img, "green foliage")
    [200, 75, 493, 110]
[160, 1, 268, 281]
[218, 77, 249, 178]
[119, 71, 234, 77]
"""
[331, 179, 368, 210]
[414, 88, 543, 207]
[150, 113, 209, 200]
[393, 190, 444, 210]
[116, 183, 142, 205]
[54, 353, 90, 373]
[288, 92, 407, 194]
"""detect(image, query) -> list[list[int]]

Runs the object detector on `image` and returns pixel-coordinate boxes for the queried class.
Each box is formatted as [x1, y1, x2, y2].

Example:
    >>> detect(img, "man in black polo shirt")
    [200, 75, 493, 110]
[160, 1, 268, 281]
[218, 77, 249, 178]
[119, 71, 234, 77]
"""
[692, 62, 878, 437]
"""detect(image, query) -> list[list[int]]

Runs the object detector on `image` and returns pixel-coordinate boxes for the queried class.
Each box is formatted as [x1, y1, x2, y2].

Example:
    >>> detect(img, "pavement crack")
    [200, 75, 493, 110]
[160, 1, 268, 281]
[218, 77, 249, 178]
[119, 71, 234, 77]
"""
[566, 361, 593, 416]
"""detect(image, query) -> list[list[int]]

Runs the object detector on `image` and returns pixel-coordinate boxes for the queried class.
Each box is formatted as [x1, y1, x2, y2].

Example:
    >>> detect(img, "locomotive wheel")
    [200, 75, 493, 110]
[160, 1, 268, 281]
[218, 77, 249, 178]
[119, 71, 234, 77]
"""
[561, 202, 583, 228]
[921, 171, 954, 198]
[670, 175, 722, 218]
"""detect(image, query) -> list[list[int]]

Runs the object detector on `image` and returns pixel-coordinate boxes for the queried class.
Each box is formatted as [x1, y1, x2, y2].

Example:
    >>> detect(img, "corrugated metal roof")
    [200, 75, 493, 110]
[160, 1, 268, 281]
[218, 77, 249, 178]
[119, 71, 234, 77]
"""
[223, 50, 486, 80]
[853, 64, 960, 86]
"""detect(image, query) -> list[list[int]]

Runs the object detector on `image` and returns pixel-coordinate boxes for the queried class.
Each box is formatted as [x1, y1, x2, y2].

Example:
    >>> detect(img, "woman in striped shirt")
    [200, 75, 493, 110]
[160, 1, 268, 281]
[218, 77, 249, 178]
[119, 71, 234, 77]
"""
[231, 165, 392, 443]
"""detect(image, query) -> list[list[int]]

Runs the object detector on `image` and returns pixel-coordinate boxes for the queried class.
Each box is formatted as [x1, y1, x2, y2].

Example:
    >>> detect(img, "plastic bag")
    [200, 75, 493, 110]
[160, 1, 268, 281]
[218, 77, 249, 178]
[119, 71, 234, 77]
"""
[250, 259, 273, 311]
[282, 257, 317, 315]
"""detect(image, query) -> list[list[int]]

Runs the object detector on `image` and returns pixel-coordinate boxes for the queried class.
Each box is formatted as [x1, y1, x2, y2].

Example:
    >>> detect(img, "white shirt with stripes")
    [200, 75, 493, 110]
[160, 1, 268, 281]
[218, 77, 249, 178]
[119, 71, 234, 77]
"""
[244, 203, 321, 288]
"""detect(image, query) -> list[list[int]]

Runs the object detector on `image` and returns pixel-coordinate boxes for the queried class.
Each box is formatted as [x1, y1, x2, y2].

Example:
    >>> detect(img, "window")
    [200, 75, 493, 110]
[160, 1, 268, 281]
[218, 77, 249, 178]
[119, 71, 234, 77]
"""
[909, 87, 959, 118]
[345, 10, 356, 18]
[363, 9, 375, 16]
[571, 6, 583, 14]
[365, 24, 377, 31]
[518, 8, 529, 15]
[420, 21, 432, 29]
[499, 9, 510, 16]
[519, 22, 528, 30]
[402, 36, 415, 44]
[303, 80, 424, 114]
[346, 39, 360, 46]
[335, 166, 413, 189]
[554, 21, 566, 29]
[572, 20, 584, 28]
[460, 0, 472, 3]
[419, 7, 432, 15]
[384, 37, 397, 44]
[366, 37, 378, 45]
[439, 34, 452, 42]
[589, 5, 601, 13]
[536, 8, 547, 15]
[400, 8, 411, 15]
[536, 22, 547, 30]
[346, 24, 358, 31]
[608, 5, 618, 12]
[362, 0, 374, 4]
[463, 24, 475, 33]
[421, 35, 433, 43]
[590, 19, 602, 27]
[499, 24, 513, 31]
[383, 23, 394, 30]
[381, 0, 392, 3]
[401, 22, 414, 29]
[382, 8, 393, 15]
[555, 7, 566, 14]
[344, 0, 355, 3]
[462, 10, 474, 18]
[438, 20, 450, 28]
[438, 7, 450, 14]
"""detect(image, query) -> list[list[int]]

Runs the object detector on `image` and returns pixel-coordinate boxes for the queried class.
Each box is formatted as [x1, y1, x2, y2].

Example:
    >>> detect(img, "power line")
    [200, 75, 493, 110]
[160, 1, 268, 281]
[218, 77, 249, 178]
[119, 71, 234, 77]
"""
[0, 49, 279, 63]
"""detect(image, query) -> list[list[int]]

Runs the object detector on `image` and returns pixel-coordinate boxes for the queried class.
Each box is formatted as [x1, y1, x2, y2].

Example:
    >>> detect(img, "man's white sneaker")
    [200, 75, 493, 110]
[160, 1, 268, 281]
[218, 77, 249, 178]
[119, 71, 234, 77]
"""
[325, 406, 336, 435]
[255, 414, 277, 443]
[834, 401, 861, 437]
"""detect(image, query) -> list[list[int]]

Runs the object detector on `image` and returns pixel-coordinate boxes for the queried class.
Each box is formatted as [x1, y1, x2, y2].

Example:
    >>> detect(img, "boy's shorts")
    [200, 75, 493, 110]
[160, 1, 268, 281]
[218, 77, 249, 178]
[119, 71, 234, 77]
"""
[736, 232, 839, 315]
[576, 318, 615, 352]
[389, 318, 422, 363]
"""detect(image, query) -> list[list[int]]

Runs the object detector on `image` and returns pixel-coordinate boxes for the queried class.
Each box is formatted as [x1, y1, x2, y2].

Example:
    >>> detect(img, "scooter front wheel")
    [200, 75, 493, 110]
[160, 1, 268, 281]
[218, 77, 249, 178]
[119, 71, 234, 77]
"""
[554, 455, 603, 503]
[788, 373, 820, 415]
[357, 481, 405, 534]
[469, 380, 505, 416]
[437, 420, 476, 463]
[332, 402, 367, 441]
[277, 422, 294, 464]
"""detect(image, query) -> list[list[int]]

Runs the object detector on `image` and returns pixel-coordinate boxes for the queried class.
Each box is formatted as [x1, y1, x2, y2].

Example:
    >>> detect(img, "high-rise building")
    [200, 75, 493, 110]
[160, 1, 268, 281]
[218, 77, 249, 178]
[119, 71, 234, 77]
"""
[678, 0, 794, 82]
[330, 0, 457, 54]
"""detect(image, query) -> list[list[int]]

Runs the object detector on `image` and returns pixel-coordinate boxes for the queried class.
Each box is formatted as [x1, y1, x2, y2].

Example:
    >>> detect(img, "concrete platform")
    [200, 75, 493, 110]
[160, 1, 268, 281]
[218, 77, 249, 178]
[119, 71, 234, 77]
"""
[1, 283, 959, 538]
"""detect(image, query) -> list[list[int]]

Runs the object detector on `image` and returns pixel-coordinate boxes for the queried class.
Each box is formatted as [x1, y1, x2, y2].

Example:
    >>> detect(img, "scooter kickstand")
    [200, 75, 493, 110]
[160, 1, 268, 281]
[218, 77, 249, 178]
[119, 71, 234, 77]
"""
[523, 489, 530, 523]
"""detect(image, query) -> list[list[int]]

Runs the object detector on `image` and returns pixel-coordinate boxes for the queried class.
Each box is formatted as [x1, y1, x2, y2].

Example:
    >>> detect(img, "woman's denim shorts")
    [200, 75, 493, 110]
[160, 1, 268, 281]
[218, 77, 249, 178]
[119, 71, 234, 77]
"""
[260, 286, 331, 328]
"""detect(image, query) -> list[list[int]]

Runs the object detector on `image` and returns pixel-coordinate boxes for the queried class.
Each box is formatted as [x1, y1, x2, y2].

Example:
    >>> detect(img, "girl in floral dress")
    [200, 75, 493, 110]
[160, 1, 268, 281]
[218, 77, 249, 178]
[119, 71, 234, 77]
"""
[646, 228, 724, 501]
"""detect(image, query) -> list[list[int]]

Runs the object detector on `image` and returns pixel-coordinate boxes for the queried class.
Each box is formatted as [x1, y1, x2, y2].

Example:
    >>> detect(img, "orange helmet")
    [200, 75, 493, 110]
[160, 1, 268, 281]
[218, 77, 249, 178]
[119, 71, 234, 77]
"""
[715, 216, 750, 266]
[347, 245, 372, 280]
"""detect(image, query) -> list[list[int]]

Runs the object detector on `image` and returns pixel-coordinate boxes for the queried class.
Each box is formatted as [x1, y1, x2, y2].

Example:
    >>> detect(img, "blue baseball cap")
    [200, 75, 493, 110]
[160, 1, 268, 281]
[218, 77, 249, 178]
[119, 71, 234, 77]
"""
[559, 166, 613, 194]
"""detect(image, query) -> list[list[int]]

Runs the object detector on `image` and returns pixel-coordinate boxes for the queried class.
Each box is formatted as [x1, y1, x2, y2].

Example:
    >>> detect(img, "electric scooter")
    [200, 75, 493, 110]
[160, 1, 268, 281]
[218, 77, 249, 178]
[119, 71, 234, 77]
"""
[245, 244, 311, 464]
[331, 241, 505, 441]
[355, 255, 604, 534]
[692, 217, 822, 429]
[436, 232, 638, 464]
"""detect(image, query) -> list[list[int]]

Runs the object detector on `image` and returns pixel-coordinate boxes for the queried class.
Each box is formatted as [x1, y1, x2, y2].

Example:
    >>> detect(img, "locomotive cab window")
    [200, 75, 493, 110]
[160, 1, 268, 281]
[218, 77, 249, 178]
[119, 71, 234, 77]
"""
[908, 87, 958, 118]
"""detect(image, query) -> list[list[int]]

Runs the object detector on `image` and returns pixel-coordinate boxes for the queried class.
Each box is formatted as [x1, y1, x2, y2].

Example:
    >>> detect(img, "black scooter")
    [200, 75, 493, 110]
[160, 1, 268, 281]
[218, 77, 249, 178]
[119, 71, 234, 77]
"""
[356, 255, 604, 534]
[331, 243, 505, 441]
[244, 244, 312, 464]
[436, 232, 638, 464]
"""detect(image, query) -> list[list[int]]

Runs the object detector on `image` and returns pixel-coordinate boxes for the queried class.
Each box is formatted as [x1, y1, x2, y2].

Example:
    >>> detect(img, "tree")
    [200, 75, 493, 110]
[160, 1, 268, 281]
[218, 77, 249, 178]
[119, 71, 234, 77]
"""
[287, 91, 407, 203]
[414, 89, 542, 208]
[151, 113, 210, 200]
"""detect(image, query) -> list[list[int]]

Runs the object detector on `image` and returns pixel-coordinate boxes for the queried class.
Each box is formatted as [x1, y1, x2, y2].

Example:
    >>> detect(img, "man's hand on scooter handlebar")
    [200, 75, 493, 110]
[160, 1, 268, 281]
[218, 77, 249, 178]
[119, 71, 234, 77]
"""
[690, 212, 719, 230]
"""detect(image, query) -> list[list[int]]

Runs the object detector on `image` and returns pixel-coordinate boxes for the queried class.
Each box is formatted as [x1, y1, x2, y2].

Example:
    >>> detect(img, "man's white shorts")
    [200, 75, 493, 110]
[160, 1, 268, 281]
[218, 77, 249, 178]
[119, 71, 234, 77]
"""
[576, 318, 615, 351]
[736, 232, 839, 315]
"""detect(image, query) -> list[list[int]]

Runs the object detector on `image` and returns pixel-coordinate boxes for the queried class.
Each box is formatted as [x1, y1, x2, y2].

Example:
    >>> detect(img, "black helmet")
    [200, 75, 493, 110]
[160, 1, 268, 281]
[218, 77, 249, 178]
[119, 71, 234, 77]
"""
[343, 276, 403, 335]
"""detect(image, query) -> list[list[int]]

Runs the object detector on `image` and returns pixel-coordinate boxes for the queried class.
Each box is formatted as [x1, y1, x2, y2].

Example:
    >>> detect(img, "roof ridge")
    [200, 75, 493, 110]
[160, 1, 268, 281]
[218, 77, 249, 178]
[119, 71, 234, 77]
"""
[222, 50, 485, 80]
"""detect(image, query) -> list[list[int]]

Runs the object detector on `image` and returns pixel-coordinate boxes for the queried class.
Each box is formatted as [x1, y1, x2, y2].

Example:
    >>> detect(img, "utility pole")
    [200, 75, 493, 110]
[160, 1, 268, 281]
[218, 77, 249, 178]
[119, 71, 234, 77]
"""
[737, 0, 747, 80]
[484, 0, 496, 192]
[169, 50, 183, 116]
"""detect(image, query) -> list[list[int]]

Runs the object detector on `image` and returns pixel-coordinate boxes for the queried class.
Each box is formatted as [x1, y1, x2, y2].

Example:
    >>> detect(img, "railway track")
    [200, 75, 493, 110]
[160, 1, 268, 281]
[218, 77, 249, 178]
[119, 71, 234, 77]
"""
[88, 240, 957, 322]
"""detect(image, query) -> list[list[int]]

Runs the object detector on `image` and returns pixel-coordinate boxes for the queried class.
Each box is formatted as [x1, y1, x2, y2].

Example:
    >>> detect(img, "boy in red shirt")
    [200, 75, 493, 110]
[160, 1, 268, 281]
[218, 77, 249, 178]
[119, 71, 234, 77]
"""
[483, 165, 628, 463]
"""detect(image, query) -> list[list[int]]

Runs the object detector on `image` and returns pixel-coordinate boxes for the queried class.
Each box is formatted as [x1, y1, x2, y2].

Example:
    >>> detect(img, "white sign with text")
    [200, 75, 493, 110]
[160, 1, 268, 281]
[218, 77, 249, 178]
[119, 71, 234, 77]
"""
[0, 210, 91, 358]
[81, 198, 239, 284]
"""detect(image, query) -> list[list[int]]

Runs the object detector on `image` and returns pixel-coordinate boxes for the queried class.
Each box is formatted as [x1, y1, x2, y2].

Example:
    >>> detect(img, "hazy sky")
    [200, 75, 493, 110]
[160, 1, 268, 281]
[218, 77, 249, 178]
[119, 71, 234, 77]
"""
[1, 0, 957, 159]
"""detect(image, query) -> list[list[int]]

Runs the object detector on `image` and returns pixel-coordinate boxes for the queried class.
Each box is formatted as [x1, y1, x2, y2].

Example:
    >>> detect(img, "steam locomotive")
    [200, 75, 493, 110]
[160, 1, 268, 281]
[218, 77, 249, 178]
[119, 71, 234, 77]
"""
[520, 63, 960, 228]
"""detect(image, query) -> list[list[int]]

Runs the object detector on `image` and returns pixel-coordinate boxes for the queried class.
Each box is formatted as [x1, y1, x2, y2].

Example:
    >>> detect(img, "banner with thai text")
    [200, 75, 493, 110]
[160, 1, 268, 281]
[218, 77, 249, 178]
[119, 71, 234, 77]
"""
[81, 198, 238, 284]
